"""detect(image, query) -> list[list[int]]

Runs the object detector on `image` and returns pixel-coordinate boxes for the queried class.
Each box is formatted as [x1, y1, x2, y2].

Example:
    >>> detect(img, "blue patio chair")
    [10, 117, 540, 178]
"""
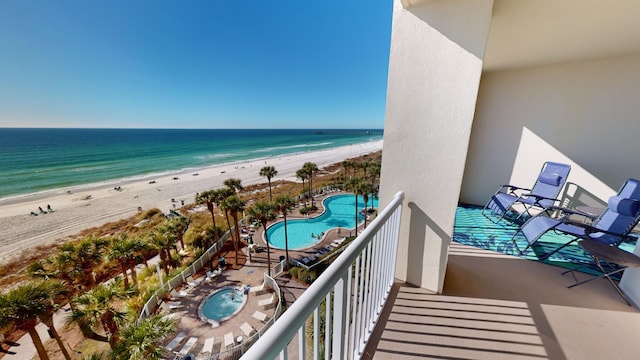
[482, 161, 571, 223]
[510, 178, 640, 260]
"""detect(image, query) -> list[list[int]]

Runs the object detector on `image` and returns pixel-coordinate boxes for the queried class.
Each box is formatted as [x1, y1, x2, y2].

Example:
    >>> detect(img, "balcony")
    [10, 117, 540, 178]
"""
[243, 191, 640, 360]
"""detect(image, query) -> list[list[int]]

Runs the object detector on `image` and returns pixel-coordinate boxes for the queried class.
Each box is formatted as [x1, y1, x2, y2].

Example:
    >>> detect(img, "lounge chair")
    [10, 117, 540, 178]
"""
[258, 294, 276, 309]
[186, 275, 203, 288]
[483, 161, 571, 223]
[253, 310, 268, 322]
[170, 288, 190, 298]
[206, 269, 222, 279]
[250, 283, 267, 295]
[165, 332, 186, 351]
[177, 337, 198, 356]
[224, 332, 235, 349]
[167, 301, 183, 310]
[240, 322, 255, 337]
[510, 178, 640, 260]
[201, 337, 214, 356]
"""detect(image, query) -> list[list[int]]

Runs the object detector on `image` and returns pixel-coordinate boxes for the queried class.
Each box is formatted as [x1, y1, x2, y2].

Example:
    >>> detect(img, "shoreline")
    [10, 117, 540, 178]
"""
[0, 140, 382, 264]
[0, 138, 381, 205]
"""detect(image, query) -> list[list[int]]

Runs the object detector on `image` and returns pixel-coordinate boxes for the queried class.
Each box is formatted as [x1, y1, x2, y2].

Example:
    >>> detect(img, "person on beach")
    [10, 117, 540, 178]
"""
[47, 204, 53, 212]
[39, 206, 47, 214]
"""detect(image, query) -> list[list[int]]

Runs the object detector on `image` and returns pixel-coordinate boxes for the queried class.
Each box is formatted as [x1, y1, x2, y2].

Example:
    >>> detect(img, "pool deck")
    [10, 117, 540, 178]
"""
[160, 191, 363, 359]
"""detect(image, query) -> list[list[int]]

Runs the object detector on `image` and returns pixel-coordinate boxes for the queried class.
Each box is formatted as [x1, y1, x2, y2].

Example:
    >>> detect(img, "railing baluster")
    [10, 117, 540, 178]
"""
[313, 307, 320, 360]
[349, 255, 361, 359]
[298, 325, 305, 360]
[325, 292, 331, 360]
[333, 274, 349, 360]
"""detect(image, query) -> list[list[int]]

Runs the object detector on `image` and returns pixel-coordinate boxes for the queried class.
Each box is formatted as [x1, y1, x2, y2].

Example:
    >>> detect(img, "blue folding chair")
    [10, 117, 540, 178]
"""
[483, 162, 571, 223]
[511, 178, 640, 260]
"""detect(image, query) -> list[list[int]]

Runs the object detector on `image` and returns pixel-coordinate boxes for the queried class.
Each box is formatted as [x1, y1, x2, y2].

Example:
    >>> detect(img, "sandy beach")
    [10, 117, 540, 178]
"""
[0, 140, 382, 265]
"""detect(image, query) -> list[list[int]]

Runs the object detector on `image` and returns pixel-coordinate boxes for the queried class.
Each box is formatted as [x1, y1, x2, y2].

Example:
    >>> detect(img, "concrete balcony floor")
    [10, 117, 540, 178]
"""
[363, 242, 640, 360]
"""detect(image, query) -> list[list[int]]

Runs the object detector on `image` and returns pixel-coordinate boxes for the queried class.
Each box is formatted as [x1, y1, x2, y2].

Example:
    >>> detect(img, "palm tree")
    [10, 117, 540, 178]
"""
[196, 190, 219, 241]
[112, 315, 176, 360]
[147, 231, 171, 275]
[296, 168, 308, 207]
[260, 165, 278, 202]
[345, 177, 363, 236]
[0, 280, 72, 360]
[224, 177, 244, 194]
[247, 201, 277, 276]
[358, 181, 375, 229]
[368, 161, 382, 187]
[273, 195, 296, 271]
[136, 237, 156, 269]
[303, 162, 319, 207]
[342, 160, 351, 183]
[222, 195, 246, 265]
[168, 216, 190, 250]
[215, 187, 235, 234]
[59, 235, 108, 290]
[108, 234, 143, 288]
[27, 256, 96, 339]
[69, 278, 134, 348]
[38, 280, 73, 360]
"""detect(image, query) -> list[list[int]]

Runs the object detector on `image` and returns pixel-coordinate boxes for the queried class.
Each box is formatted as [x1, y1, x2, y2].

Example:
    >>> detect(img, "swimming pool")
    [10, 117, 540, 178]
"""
[198, 287, 246, 324]
[266, 194, 378, 250]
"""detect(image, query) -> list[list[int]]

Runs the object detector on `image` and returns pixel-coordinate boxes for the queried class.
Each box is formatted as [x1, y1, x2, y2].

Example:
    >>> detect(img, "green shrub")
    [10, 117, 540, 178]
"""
[308, 269, 318, 282]
[298, 269, 310, 283]
[289, 266, 300, 279]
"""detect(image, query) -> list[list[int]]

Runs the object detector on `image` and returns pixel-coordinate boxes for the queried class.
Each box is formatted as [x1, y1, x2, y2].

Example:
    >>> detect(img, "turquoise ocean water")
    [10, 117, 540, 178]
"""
[0, 128, 382, 200]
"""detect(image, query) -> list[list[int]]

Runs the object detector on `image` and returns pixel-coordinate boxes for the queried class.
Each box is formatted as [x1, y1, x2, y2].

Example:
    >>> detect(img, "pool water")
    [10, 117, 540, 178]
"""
[266, 194, 378, 250]
[199, 287, 245, 322]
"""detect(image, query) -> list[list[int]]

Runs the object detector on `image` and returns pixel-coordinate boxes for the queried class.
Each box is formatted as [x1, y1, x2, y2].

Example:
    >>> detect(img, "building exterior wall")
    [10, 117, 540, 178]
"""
[461, 53, 640, 207]
[379, 0, 493, 292]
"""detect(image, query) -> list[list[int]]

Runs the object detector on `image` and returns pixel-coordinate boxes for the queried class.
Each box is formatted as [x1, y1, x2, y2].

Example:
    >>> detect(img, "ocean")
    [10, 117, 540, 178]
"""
[0, 128, 383, 200]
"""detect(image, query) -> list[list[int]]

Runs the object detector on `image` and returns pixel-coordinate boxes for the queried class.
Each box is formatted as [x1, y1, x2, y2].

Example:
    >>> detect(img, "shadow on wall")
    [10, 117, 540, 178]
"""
[558, 182, 607, 209]
[407, 202, 450, 290]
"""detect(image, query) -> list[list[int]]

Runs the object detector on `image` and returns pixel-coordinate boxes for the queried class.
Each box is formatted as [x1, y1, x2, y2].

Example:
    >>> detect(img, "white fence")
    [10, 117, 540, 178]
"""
[241, 191, 404, 360]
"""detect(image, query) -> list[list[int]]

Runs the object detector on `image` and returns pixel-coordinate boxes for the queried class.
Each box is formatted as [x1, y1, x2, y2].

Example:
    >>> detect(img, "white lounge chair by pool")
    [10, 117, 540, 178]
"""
[178, 337, 197, 356]
[240, 322, 255, 337]
[258, 294, 276, 309]
[186, 276, 203, 288]
[165, 332, 186, 351]
[201, 337, 214, 355]
[167, 301, 183, 310]
[249, 283, 264, 294]
[252, 310, 268, 322]
[224, 332, 234, 349]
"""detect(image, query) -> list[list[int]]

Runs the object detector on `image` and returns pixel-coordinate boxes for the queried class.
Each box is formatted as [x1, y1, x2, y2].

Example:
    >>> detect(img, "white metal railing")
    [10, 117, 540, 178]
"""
[242, 191, 404, 360]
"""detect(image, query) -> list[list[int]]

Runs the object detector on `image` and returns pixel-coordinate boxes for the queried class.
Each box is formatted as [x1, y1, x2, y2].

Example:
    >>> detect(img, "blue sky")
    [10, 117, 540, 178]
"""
[0, 1, 392, 129]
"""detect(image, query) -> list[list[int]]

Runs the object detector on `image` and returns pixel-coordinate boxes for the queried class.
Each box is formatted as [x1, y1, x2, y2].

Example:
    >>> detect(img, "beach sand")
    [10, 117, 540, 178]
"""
[0, 141, 382, 265]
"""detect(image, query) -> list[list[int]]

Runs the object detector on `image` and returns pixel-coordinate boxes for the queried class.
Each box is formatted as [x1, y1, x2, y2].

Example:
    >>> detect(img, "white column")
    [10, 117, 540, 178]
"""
[379, 0, 494, 292]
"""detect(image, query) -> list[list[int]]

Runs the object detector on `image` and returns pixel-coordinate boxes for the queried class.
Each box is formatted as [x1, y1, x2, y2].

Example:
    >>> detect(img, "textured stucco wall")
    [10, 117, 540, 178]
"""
[462, 53, 640, 207]
[379, 0, 493, 292]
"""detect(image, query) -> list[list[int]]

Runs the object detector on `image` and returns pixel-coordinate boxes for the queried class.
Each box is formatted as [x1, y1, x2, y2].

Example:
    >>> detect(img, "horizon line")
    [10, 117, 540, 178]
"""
[0, 127, 384, 131]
